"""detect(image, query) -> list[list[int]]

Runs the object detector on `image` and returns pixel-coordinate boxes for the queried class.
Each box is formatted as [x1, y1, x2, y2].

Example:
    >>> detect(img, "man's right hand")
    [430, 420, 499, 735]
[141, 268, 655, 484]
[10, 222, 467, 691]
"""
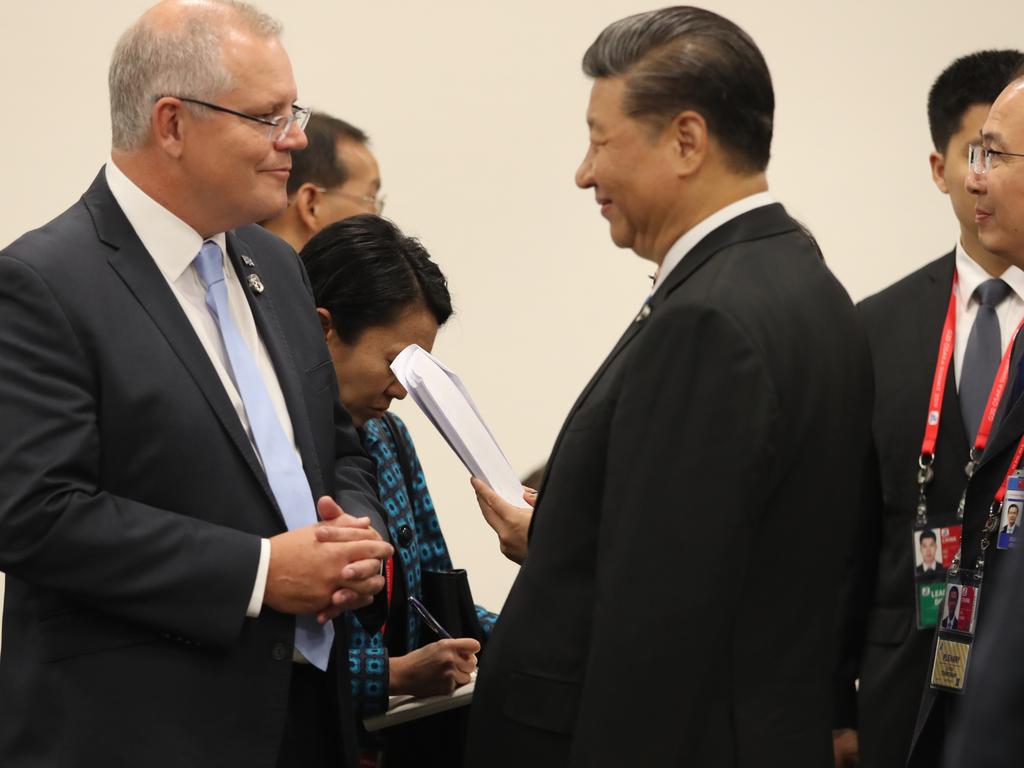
[263, 522, 392, 616]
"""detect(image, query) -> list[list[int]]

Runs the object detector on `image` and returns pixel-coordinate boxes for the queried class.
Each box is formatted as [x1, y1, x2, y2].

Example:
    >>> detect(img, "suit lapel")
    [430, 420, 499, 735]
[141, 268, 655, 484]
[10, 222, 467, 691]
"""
[226, 232, 325, 499]
[537, 204, 801, 530]
[84, 172, 277, 508]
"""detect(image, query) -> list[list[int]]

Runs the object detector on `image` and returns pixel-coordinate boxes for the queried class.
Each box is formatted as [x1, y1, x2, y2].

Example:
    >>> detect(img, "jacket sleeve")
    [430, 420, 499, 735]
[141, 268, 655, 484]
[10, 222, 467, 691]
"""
[347, 613, 391, 719]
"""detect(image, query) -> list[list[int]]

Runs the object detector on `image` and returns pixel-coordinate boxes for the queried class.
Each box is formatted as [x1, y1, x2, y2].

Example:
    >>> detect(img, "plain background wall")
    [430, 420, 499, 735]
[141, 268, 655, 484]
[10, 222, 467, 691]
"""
[2, 0, 1024, 633]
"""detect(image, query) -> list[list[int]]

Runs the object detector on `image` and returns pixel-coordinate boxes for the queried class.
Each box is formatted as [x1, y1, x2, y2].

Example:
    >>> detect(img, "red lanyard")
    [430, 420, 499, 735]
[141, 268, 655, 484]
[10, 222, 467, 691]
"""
[993, 435, 1024, 505]
[381, 557, 394, 636]
[920, 274, 1024, 462]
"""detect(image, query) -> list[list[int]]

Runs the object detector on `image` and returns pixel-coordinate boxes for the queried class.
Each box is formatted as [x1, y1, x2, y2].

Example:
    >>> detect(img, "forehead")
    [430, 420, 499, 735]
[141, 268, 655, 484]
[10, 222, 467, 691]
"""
[336, 139, 380, 182]
[586, 77, 629, 128]
[219, 28, 296, 105]
[984, 80, 1024, 145]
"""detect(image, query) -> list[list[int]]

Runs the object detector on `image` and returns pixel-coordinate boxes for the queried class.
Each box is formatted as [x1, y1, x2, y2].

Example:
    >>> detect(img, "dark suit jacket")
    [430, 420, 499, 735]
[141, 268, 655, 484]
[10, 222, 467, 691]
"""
[833, 253, 970, 768]
[943, 510, 1024, 766]
[907, 382, 1024, 767]
[465, 204, 872, 768]
[0, 171, 385, 768]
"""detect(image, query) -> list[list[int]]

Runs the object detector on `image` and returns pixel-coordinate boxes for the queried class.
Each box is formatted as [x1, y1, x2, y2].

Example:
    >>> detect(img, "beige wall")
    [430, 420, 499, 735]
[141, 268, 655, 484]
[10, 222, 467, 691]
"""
[2, 0, 1023, 624]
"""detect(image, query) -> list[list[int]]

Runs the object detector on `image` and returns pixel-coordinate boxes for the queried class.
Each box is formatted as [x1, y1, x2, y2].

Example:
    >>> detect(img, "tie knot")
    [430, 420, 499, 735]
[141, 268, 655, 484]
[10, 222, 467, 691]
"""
[194, 240, 225, 290]
[975, 278, 1011, 308]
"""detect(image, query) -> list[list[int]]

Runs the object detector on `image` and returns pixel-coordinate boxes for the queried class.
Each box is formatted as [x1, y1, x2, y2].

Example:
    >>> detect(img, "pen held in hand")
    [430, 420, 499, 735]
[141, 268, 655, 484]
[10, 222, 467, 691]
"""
[408, 595, 453, 639]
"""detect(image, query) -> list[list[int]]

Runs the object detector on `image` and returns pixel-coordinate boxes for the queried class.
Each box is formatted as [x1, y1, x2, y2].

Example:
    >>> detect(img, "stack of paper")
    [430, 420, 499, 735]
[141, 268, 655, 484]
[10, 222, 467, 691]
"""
[390, 345, 523, 506]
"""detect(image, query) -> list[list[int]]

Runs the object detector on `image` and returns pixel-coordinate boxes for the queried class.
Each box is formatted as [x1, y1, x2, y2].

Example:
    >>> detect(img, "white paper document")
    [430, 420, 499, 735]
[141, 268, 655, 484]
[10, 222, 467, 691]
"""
[390, 344, 523, 505]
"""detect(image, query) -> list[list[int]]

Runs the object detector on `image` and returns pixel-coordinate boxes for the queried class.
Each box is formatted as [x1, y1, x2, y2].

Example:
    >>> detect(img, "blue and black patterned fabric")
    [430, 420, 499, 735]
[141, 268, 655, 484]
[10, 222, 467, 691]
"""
[347, 413, 498, 718]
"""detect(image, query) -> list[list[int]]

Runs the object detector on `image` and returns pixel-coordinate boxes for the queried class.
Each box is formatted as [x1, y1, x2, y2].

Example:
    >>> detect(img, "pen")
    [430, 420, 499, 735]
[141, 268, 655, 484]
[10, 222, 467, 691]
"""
[408, 596, 453, 639]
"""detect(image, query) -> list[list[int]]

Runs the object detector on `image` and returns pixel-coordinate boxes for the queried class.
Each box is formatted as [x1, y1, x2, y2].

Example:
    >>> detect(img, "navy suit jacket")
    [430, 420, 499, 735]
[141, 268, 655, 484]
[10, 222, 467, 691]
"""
[0, 170, 384, 768]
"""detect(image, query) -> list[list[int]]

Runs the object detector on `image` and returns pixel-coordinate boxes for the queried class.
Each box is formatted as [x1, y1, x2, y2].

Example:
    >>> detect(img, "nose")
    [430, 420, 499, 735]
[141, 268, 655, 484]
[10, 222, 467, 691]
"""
[386, 378, 408, 400]
[575, 147, 595, 189]
[275, 122, 308, 151]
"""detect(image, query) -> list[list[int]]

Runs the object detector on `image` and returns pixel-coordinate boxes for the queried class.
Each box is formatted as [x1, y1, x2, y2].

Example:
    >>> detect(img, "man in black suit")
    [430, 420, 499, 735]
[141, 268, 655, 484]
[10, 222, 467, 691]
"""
[915, 529, 947, 577]
[0, 2, 393, 767]
[466, 7, 871, 766]
[941, 586, 961, 630]
[940, 71, 1024, 768]
[833, 50, 1024, 768]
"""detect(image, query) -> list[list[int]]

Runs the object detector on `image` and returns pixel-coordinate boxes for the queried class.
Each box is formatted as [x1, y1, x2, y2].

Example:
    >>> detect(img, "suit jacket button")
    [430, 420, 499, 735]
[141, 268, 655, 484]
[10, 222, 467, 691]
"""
[271, 642, 290, 661]
[398, 524, 414, 547]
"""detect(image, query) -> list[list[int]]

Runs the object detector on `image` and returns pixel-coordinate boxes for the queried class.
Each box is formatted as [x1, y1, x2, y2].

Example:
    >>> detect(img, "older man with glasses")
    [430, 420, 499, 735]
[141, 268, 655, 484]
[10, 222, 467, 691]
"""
[261, 112, 386, 252]
[910, 72, 1024, 768]
[0, 2, 393, 768]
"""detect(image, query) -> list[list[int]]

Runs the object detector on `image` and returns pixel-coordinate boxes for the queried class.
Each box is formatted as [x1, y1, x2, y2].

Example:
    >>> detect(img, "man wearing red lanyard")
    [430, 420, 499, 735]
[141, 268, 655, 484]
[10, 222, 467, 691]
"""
[833, 51, 1024, 768]
[940, 69, 1024, 768]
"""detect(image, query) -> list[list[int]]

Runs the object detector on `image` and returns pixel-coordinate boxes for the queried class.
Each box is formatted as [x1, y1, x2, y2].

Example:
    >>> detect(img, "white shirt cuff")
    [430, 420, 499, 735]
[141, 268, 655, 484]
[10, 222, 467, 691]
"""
[246, 538, 271, 618]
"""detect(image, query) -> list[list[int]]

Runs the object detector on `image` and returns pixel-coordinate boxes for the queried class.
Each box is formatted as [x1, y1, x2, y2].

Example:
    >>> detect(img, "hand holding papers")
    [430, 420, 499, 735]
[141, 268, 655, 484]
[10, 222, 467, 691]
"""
[390, 345, 523, 505]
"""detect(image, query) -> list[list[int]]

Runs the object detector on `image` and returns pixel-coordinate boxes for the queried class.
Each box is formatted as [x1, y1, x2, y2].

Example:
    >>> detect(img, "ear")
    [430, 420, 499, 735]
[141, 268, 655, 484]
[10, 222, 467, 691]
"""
[667, 110, 707, 177]
[152, 97, 186, 159]
[296, 183, 322, 234]
[929, 150, 950, 194]
[316, 307, 334, 341]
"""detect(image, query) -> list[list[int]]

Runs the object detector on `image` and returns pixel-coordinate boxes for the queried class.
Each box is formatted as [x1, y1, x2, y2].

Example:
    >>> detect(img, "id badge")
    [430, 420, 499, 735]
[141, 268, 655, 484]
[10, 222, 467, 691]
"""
[913, 524, 962, 628]
[996, 471, 1024, 550]
[929, 569, 982, 693]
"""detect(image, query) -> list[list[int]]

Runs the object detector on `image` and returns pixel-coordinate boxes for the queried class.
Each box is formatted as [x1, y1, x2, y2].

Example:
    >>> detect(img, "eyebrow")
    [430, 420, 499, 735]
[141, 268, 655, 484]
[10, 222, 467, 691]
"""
[982, 129, 1003, 144]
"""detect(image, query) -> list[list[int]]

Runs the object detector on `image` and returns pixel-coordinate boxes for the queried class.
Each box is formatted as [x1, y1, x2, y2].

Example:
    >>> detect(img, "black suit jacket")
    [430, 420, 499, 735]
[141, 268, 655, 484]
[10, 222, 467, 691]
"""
[465, 204, 872, 767]
[943, 506, 1024, 766]
[907, 379, 1024, 767]
[835, 252, 971, 767]
[0, 171, 385, 768]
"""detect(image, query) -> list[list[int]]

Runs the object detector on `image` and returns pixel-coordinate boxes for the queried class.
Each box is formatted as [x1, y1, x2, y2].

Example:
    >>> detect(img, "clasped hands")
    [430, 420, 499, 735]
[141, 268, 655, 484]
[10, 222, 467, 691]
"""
[264, 496, 393, 623]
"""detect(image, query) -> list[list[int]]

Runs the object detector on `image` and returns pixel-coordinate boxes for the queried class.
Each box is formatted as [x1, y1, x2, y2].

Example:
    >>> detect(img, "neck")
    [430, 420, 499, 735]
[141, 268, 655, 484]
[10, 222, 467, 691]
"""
[961, 227, 1013, 278]
[646, 172, 769, 266]
[112, 150, 219, 239]
[260, 210, 308, 252]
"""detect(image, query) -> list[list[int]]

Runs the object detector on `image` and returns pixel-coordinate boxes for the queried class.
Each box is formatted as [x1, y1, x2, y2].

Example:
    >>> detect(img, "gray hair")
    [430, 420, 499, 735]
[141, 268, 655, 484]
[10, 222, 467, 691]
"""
[109, 0, 282, 151]
[582, 6, 774, 172]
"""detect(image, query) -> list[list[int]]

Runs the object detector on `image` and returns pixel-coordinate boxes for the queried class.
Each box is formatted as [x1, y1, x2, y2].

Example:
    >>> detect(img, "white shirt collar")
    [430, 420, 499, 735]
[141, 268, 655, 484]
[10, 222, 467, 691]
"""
[954, 239, 1024, 306]
[104, 158, 227, 283]
[651, 191, 776, 294]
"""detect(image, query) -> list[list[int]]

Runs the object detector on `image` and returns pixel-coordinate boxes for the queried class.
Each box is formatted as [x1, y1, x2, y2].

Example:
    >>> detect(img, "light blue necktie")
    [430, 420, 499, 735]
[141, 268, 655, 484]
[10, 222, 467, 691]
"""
[194, 240, 334, 670]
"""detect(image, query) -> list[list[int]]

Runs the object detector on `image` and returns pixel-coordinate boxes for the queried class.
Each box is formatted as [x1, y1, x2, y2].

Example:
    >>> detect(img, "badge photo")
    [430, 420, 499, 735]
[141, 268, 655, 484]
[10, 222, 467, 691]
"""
[997, 472, 1024, 550]
[938, 581, 979, 635]
[912, 525, 961, 629]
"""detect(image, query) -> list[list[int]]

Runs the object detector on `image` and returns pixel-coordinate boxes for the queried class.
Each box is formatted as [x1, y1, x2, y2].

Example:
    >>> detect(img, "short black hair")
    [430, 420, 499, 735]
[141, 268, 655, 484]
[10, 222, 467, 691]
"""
[927, 50, 1024, 153]
[287, 112, 369, 196]
[582, 6, 774, 173]
[919, 529, 937, 544]
[301, 214, 452, 344]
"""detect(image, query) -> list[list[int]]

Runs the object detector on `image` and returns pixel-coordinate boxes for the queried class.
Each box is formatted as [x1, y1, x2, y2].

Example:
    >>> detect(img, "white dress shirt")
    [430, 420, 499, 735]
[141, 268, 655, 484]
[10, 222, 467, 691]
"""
[105, 159, 290, 618]
[953, 241, 1024, 389]
[651, 191, 776, 295]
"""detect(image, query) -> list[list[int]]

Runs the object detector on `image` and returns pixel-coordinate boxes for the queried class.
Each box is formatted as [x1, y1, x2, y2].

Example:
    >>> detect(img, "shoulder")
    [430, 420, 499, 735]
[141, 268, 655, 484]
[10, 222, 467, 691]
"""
[1, 198, 96, 273]
[858, 252, 952, 320]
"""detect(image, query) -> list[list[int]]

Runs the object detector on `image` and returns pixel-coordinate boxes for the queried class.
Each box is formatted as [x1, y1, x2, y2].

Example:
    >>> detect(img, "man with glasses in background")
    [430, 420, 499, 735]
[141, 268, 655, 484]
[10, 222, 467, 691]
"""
[261, 113, 384, 252]
[833, 50, 1024, 768]
[939, 70, 1024, 768]
[0, 2, 392, 767]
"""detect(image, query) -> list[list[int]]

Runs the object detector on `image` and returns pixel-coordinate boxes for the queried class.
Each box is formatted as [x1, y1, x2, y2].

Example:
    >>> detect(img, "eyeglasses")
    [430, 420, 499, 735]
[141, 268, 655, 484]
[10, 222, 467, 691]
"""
[314, 186, 387, 214]
[165, 96, 311, 142]
[968, 143, 1024, 174]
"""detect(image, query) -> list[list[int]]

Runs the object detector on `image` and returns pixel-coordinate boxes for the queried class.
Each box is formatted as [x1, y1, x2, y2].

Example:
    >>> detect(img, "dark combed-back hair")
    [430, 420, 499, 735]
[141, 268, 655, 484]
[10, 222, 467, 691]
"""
[301, 214, 453, 344]
[287, 112, 369, 196]
[927, 50, 1024, 153]
[582, 6, 774, 172]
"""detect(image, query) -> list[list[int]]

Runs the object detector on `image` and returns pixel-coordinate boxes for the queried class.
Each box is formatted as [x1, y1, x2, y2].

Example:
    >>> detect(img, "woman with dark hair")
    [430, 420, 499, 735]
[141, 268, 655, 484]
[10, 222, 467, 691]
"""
[300, 214, 497, 733]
